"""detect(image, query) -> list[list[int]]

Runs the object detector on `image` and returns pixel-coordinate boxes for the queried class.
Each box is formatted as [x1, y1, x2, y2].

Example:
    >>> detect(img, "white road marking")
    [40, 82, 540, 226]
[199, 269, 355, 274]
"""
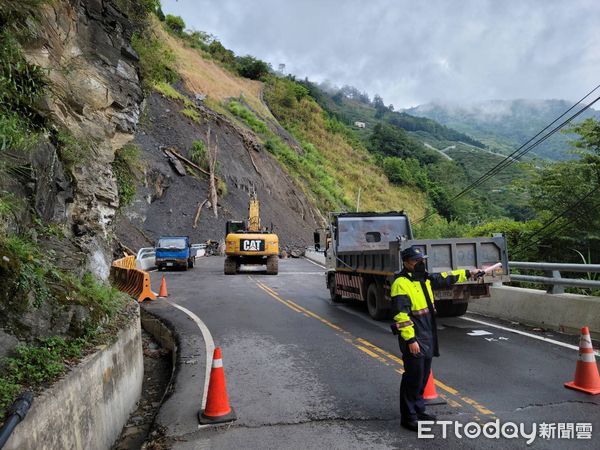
[167, 301, 215, 409]
[303, 256, 326, 269]
[461, 316, 600, 356]
[467, 330, 493, 336]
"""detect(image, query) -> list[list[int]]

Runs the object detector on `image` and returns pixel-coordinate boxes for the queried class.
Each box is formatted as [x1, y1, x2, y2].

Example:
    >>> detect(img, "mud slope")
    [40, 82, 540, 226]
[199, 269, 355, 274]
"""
[115, 88, 320, 250]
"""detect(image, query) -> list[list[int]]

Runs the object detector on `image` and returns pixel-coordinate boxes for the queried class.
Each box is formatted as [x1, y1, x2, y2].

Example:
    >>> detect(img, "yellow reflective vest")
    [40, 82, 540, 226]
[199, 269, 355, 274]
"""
[391, 269, 468, 357]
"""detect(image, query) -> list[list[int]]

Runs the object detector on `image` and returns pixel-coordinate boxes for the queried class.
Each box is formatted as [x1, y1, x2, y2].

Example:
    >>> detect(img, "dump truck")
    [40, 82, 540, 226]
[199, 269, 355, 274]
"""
[317, 212, 509, 318]
[155, 236, 196, 271]
[224, 193, 279, 275]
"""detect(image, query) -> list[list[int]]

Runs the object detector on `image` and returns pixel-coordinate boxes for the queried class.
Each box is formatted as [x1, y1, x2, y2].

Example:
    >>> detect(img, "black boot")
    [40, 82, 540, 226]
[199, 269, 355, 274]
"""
[401, 420, 419, 432]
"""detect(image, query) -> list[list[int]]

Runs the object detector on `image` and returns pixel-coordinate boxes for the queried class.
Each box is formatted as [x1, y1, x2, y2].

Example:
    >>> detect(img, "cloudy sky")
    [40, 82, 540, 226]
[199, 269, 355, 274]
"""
[161, 0, 600, 108]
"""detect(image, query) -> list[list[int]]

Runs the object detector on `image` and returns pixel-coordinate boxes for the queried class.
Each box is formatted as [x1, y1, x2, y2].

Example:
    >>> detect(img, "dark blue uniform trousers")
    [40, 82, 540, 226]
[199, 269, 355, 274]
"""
[400, 353, 432, 421]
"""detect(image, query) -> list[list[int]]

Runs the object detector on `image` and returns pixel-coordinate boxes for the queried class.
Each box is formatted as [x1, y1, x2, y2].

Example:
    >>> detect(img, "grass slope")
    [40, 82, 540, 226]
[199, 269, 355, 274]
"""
[150, 19, 427, 218]
[152, 18, 272, 120]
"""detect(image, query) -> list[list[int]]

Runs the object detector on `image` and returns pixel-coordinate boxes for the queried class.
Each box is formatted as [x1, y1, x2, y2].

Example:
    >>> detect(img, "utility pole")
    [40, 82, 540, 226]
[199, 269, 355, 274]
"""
[356, 188, 361, 212]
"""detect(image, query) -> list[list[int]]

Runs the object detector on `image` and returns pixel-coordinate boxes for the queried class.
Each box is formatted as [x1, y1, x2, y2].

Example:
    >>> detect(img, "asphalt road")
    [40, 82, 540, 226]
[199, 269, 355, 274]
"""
[150, 257, 600, 449]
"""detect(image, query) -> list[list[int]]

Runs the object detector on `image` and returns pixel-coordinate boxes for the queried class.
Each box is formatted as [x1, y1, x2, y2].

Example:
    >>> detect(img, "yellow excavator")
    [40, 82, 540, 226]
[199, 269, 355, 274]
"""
[224, 193, 279, 275]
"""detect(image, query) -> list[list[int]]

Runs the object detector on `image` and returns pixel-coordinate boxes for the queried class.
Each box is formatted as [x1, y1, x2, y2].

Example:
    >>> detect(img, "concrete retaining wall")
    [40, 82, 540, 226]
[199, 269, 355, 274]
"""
[469, 285, 600, 339]
[5, 308, 143, 450]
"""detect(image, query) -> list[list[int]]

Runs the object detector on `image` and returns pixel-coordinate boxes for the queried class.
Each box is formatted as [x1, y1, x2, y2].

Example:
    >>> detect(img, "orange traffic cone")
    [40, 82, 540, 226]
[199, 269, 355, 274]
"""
[158, 276, 168, 298]
[423, 371, 447, 405]
[564, 327, 600, 395]
[199, 347, 237, 424]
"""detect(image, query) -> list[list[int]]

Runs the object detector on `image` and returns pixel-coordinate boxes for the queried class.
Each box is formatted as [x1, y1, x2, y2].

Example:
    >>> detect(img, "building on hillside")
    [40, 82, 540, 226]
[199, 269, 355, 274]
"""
[354, 121, 366, 128]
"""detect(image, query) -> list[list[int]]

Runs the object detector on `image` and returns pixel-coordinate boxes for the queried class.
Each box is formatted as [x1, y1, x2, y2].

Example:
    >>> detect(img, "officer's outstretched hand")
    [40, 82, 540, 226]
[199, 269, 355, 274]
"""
[408, 341, 420, 355]
[470, 269, 485, 280]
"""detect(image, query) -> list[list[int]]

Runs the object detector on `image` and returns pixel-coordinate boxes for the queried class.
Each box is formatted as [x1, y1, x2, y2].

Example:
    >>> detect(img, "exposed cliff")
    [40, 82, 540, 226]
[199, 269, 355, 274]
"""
[0, 0, 145, 411]
[23, 0, 144, 277]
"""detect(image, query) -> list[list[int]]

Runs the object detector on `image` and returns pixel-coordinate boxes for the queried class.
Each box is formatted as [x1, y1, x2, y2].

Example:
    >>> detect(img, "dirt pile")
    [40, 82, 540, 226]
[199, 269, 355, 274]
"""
[115, 87, 321, 250]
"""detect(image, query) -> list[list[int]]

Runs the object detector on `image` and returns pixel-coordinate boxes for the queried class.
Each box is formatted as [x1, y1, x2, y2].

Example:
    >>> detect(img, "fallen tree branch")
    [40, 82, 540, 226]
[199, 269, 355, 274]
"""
[247, 146, 260, 174]
[193, 199, 208, 229]
[165, 147, 222, 183]
[207, 128, 219, 219]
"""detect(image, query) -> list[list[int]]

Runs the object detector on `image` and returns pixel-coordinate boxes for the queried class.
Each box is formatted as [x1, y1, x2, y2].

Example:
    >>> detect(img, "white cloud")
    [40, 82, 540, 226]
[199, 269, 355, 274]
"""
[161, 0, 600, 108]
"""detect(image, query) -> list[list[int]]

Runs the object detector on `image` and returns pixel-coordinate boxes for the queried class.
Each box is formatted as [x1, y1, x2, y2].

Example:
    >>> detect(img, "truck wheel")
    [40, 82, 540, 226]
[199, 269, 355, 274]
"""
[451, 303, 468, 316]
[188, 258, 194, 269]
[328, 274, 343, 303]
[367, 283, 387, 320]
[224, 257, 237, 275]
[266, 255, 278, 275]
[436, 301, 468, 317]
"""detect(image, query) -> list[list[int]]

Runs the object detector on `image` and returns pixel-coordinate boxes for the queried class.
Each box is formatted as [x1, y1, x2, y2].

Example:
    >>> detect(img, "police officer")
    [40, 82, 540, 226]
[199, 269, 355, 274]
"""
[392, 246, 483, 431]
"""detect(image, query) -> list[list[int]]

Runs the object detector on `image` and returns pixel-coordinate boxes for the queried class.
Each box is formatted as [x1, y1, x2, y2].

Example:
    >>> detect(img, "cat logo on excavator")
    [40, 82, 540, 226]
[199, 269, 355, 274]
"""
[241, 240, 265, 251]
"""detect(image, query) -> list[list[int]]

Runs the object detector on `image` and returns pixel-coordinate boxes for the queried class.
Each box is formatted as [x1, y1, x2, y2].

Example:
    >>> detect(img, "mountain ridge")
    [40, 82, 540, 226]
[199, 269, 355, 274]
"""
[405, 99, 600, 160]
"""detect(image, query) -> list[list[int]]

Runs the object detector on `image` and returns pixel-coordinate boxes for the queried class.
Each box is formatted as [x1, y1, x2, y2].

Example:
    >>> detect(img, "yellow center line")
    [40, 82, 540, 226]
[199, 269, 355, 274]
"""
[256, 283, 303, 313]
[254, 280, 497, 418]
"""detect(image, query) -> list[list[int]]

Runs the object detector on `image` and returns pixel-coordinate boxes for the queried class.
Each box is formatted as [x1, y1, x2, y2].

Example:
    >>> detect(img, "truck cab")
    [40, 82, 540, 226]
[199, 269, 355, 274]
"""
[155, 236, 196, 271]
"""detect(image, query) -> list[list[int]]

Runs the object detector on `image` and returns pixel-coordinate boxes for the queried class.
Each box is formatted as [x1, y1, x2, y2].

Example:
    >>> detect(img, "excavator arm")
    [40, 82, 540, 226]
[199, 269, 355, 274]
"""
[248, 193, 261, 232]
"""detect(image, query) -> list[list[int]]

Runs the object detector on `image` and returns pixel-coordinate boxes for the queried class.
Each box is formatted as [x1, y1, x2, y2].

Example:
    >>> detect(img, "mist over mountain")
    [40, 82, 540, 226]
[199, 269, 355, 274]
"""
[406, 99, 600, 160]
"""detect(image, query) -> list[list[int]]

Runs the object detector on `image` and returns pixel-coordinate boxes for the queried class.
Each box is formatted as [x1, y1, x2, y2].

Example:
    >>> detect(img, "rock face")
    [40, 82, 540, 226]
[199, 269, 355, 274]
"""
[23, 0, 144, 278]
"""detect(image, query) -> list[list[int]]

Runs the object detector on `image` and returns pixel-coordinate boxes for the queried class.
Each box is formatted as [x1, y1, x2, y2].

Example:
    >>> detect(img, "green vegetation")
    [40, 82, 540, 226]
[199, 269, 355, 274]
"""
[235, 55, 271, 80]
[0, 336, 84, 417]
[189, 140, 227, 197]
[302, 81, 484, 148]
[53, 130, 95, 171]
[293, 79, 538, 223]
[165, 14, 185, 34]
[0, 0, 143, 422]
[0, 235, 128, 319]
[153, 81, 186, 102]
[190, 140, 208, 170]
[158, 13, 271, 81]
[382, 157, 428, 188]
[217, 179, 228, 197]
[406, 100, 600, 161]
[226, 94, 350, 211]
[0, 28, 47, 154]
[228, 100, 269, 134]
[262, 76, 427, 215]
[181, 107, 201, 123]
[0, 232, 130, 418]
[113, 0, 160, 28]
[112, 144, 142, 207]
[131, 30, 178, 89]
[368, 123, 438, 163]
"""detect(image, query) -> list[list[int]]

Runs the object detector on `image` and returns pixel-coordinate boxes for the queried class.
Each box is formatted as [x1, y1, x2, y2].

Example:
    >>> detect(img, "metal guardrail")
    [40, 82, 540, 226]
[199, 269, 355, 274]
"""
[509, 261, 600, 294]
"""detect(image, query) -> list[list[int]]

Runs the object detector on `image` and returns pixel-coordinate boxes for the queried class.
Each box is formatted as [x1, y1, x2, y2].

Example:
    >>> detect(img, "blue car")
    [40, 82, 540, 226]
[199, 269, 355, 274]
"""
[155, 236, 196, 271]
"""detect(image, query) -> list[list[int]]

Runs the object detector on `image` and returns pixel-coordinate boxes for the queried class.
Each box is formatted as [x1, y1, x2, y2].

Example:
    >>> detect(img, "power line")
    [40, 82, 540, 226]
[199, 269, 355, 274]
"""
[510, 185, 600, 258]
[415, 83, 600, 223]
[456, 96, 600, 194]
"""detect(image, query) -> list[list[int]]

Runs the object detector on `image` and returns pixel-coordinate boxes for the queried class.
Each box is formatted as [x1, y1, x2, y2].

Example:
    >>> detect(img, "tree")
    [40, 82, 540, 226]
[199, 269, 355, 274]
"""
[522, 119, 600, 261]
[165, 14, 185, 34]
[236, 55, 271, 80]
[368, 123, 433, 163]
[373, 94, 387, 118]
[206, 128, 219, 218]
[155, 5, 165, 21]
[207, 40, 236, 66]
